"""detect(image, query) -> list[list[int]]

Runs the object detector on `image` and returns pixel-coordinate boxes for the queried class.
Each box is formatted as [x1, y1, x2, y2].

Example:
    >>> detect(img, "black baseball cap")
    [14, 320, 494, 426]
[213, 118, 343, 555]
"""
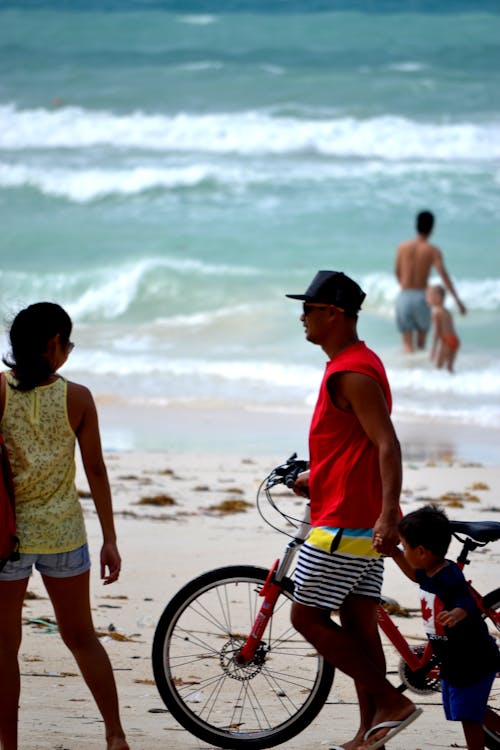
[286, 271, 366, 316]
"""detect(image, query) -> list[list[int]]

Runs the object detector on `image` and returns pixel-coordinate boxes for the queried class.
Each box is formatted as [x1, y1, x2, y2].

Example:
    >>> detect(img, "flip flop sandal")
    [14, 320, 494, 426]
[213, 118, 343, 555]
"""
[362, 707, 423, 750]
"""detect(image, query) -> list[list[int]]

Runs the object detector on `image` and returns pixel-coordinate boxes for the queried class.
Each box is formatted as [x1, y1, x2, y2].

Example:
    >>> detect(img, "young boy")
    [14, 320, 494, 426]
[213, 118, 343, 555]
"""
[426, 284, 460, 372]
[388, 505, 500, 750]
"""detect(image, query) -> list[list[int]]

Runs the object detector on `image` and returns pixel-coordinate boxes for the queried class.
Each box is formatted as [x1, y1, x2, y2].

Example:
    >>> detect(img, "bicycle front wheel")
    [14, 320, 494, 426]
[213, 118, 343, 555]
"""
[483, 587, 500, 750]
[152, 565, 335, 749]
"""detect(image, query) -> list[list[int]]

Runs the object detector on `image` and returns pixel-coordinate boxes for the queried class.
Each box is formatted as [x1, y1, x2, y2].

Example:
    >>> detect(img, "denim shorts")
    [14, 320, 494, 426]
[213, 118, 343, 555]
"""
[0, 543, 91, 581]
[395, 289, 431, 333]
[441, 672, 496, 723]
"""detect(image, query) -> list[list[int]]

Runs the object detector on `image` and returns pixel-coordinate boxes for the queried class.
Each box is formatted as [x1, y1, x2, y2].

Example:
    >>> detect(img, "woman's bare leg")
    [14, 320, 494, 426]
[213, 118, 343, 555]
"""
[43, 571, 129, 750]
[0, 578, 29, 750]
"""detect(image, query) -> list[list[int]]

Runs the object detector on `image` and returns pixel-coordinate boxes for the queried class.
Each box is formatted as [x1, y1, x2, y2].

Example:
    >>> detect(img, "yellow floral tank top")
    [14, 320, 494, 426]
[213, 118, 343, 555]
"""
[1, 372, 86, 554]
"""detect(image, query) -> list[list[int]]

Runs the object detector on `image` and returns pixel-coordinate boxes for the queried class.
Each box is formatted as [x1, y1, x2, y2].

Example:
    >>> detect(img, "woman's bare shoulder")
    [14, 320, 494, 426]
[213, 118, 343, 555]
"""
[66, 380, 95, 408]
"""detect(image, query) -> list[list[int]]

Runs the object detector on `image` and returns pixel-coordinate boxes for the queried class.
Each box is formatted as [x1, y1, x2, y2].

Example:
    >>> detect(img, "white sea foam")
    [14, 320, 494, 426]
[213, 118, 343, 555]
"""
[388, 365, 500, 398]
[0, 162, 225, 202]
[1, 104, 498, 161]
[388, 61, 427, 72]
[0, 158, 494, 204]
[177, 61, 223, 71]
[176, 14, 217, 25]
[65, 349, 321, 391]
[0, 263, 498, 319]
[62, 348, 500, 430]
[393, 401, 500, 430]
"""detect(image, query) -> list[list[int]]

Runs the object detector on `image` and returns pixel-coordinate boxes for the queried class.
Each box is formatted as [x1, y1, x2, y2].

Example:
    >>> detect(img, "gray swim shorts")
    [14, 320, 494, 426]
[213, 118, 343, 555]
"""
[0, 543, 91, 581]
[395, 289, 431, 333]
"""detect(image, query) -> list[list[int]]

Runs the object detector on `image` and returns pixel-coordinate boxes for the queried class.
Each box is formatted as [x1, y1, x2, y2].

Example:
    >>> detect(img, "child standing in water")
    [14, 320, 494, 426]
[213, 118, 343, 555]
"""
[426, 284, 461, 372]
[0, 302, 129, 750]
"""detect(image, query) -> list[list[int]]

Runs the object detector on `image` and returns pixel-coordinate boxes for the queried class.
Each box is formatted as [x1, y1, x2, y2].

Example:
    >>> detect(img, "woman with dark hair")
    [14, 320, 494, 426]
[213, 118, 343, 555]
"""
[0, 302, 129, 750]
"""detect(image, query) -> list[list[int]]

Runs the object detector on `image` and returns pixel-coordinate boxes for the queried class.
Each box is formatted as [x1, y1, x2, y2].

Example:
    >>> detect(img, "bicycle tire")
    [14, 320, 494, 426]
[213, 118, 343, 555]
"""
[152, 565, 335, 749]
[483, 588, 500, 750]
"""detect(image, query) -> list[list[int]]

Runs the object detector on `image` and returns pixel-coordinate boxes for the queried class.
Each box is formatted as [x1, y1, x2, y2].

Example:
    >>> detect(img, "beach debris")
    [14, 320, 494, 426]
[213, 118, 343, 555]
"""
[415, 491, 481, 509]
[91, 622, 137, 641]
[381, 597, 411, 617]
[95, 629, 136, 642]
[134, 678, 155, 685]
[185, 691, 203, 703]
[194, 484, 210, 491]
[148, 708, 169, 713]
[207, 498, 253, 514]
[425, 454, 455, 466]
[98, 603, 122, 609]
[77, 488, 92, 498]
[115, 509, 183, 521]
[439, 491, 480, 507]
[467, 481, 490, 490]
[223, 487, 244, 495]
[101, 594, 128, 600]
[24, 590, 44, 600]
[136, 493, 177, 506]
[173, 676, 200, 686]
[26, 617, 58, 633]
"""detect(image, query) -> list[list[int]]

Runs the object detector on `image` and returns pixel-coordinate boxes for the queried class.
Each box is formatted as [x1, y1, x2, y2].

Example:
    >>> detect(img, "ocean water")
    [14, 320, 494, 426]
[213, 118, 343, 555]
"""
[1, 1, 499, 452]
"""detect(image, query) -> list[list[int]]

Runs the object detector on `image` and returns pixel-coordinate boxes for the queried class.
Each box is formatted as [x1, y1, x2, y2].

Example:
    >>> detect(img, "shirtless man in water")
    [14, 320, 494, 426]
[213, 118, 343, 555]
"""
[394, 211, 466, 353]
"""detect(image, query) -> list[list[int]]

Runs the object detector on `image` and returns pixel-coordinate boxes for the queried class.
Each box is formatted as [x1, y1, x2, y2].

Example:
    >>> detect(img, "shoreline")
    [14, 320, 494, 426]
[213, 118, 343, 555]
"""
[96, 399, 500, 466]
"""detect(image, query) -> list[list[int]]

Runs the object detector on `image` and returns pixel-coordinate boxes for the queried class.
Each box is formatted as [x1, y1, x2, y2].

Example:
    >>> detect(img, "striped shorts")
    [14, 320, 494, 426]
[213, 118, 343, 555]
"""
[293, 526, 384, 611]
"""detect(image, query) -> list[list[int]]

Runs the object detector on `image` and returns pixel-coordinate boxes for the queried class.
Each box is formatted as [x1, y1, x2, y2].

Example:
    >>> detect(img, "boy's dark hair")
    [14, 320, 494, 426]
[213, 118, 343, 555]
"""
[416, 210, 434, 236]
[398, 504, 451, 558]
[3, 302, 72, 392]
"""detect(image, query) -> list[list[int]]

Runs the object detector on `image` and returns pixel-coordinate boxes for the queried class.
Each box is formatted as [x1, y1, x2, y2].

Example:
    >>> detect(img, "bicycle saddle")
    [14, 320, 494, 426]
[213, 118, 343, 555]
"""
[450, 520, 500, 544]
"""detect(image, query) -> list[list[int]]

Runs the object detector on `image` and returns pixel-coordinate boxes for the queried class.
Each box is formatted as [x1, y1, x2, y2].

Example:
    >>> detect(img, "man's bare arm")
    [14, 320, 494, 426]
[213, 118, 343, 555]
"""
[332, 372, 402, 555]
[432, 248, 467, 314]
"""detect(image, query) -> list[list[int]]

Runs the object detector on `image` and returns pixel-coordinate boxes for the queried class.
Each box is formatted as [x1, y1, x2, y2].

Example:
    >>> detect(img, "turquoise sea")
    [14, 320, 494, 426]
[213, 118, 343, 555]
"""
[1, 1, 499, 454]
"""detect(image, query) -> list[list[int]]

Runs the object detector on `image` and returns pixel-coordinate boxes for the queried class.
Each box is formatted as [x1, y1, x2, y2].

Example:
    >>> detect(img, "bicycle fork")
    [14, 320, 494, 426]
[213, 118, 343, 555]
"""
[235, 534, 306, 665]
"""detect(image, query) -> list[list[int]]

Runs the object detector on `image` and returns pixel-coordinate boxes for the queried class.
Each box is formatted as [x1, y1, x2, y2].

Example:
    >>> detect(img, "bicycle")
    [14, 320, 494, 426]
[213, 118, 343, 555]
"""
[152, 454, 500, 750]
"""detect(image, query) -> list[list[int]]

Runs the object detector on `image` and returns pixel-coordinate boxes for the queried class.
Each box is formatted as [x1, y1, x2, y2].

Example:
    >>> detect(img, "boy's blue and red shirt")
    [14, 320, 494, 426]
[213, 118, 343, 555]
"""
[417, 560, 500, 687]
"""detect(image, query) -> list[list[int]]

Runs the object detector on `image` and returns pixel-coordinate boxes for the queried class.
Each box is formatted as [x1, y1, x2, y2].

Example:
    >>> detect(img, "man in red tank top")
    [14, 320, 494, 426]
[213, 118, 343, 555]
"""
[286, 271, 421, 750]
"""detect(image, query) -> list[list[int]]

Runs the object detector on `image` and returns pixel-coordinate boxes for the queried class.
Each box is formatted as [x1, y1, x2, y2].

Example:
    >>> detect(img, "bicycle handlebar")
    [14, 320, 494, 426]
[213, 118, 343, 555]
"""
[266, 453, 309, 489]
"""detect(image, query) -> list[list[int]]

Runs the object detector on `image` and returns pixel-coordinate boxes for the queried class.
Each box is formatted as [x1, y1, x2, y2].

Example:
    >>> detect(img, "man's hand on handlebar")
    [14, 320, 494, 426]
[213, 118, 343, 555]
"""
[292, 470, 310, 498]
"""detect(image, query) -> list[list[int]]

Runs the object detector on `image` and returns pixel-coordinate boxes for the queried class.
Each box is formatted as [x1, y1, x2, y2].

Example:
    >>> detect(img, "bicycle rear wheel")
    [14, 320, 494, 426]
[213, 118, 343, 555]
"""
[483, 588, 500, 750]
[152, 565, 335, 749]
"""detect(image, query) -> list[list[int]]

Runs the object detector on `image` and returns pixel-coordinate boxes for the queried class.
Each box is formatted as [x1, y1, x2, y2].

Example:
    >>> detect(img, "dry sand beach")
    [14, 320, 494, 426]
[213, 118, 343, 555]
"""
[14, 409, 500, 750]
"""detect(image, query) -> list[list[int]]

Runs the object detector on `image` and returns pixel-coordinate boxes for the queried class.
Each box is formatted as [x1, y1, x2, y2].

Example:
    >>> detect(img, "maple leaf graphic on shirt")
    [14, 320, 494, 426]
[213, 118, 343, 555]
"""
[421, 597, 432, 621]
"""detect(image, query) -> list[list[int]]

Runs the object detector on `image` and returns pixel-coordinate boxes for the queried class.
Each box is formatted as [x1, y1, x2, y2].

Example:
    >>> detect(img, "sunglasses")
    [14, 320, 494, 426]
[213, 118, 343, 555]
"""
[302, 303, 331, 316]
